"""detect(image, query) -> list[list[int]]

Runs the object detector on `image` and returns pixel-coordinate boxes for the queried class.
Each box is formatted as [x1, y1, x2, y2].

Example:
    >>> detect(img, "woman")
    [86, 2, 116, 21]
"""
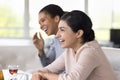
[32, 10, 116, 80]
[33, 4, 65, 67]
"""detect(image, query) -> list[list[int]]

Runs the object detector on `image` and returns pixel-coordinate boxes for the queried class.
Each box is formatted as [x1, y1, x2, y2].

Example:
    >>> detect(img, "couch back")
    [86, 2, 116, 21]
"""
[0, 46, 42, 72]
[102, 47, 120, 65]
[102, 47, 120, 80]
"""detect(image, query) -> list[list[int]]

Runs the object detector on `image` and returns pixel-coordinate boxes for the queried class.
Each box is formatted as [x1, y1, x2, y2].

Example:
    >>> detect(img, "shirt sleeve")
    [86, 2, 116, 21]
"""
[41, 52, 65, 74]
[58, 48, 99, 80]
[40, 39, 56, 67]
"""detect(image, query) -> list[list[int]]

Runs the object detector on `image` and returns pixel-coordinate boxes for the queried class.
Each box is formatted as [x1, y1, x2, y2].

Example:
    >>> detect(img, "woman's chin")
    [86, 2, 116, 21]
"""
[46, 32, 51, 36]
[61, 45, 67, 48]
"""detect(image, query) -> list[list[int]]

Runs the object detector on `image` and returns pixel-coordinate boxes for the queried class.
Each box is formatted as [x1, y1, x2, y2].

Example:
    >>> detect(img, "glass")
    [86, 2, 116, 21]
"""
[0, 71, 4, 80]
[7, 64, 20, 80]
[0, 64, 4, 80]
[8, 65, 19, 75]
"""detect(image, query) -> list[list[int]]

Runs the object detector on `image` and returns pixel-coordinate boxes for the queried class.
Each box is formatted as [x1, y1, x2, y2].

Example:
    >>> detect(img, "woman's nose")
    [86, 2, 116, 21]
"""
[40, 24, 44, 30]
[56, 31, 60, 38]
[40, 25, 42, 29]
[39, 22, 44, 29]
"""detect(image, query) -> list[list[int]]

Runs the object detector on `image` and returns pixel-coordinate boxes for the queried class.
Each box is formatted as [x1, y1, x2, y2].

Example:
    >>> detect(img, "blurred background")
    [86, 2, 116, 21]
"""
[0, 0, 120, 47]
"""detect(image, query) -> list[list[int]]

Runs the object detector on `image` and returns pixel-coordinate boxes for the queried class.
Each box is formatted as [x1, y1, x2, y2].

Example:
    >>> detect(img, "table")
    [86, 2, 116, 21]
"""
[2, 69, 32, 80]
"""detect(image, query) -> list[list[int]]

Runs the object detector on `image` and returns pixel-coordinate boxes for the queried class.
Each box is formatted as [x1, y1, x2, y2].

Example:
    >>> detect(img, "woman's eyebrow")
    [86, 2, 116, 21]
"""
[59, 27, 65, 30]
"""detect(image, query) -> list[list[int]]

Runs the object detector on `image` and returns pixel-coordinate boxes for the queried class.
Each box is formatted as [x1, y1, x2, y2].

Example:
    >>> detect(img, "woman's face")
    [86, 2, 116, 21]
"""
[38, 12, 59, 35]
[56, 20, 82, 49]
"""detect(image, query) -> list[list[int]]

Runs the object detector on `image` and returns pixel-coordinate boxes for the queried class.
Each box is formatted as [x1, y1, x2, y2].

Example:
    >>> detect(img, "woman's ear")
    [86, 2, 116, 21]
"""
[54, 15, 60, 23]
[76, 30, 84, 38]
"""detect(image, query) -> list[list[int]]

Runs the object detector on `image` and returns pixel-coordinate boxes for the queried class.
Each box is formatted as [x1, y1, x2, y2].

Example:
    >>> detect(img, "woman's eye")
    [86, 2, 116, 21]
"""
[60, 28, 65, 31]
[41, 20, 45, 22]
[41, 19, 46, 22]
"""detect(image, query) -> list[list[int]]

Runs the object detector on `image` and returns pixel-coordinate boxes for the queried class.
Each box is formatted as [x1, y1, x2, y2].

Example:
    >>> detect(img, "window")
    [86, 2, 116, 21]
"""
[0, 0, 120, 46]
[0, 0, 24, 38]
[0, 0, 85, 39]
[88, 0, 120, 41]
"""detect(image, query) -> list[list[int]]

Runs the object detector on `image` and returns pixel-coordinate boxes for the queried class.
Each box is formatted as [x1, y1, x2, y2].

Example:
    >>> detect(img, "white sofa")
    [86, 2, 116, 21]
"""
[0, 45, 42, 72]
[0, 43, 120, 79]
[0, 39, 52, 72]
[102, 47, 120, 80]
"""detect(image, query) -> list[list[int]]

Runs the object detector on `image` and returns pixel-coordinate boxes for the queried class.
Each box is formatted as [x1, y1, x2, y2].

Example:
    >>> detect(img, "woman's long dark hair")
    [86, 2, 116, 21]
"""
[61, 10, 95, 43]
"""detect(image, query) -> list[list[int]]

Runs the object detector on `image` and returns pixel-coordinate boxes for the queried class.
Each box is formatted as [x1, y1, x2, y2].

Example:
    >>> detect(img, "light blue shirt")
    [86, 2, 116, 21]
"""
[40, 37, 65, 67]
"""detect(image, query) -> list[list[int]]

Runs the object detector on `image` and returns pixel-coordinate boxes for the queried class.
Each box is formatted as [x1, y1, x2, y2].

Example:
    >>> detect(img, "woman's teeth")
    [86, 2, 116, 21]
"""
[44, 29, 48, 32]
[60, 39, 65, 42]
